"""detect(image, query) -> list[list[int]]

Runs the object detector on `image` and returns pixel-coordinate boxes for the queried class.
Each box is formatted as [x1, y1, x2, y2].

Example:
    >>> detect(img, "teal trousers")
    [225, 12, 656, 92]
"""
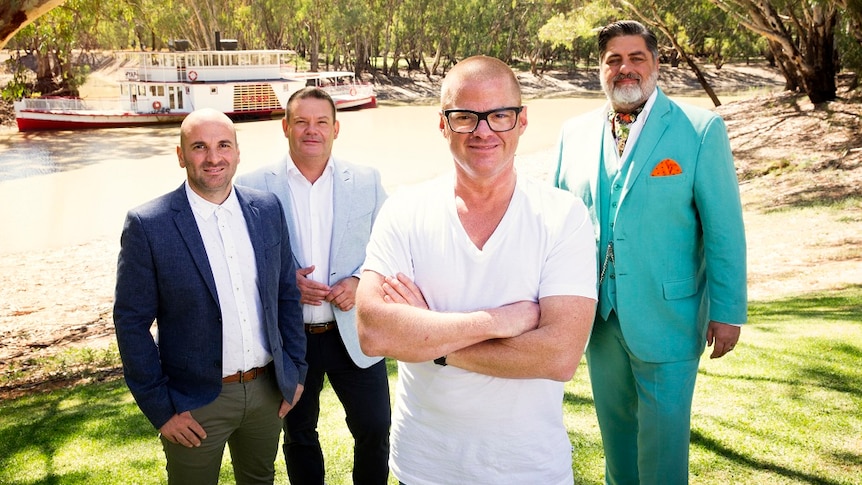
[587, 312, 700, 485]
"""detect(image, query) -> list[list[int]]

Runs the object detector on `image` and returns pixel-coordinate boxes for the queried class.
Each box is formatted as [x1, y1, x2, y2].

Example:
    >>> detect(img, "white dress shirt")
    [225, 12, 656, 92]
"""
[286, 158, 335, 324]
[186, 184, 271, 376]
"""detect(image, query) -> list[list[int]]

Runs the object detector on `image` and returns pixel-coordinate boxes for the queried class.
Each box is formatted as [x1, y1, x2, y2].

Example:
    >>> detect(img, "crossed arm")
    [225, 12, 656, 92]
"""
[356, 271, 596, 382]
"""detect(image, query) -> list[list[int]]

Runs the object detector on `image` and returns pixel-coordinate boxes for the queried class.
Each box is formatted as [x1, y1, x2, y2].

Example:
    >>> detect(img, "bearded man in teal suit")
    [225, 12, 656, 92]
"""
[554, 20, 747, 484]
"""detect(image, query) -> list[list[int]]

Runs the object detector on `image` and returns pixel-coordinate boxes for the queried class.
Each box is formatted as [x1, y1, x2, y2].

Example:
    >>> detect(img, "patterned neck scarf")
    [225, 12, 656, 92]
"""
[608, 105, 645, 156]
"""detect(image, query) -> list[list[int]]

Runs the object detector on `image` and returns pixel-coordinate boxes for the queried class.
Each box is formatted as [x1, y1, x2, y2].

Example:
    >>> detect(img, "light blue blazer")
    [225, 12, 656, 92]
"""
[237, 156, 387, 368]
[554, 88, 747, 362]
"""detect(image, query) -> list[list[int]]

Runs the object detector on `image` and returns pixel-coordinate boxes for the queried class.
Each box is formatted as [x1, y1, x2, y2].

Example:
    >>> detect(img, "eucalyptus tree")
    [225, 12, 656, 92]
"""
[709, 0, 839, 103]
[3, 0, 108, 97]
[0, 0, 65, 49]
[537, 0, 617, 72]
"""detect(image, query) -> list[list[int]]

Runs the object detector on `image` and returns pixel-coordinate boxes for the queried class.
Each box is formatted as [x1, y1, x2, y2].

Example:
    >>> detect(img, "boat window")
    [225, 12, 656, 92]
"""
[229, 54, 239, 66]
[157, 86, 165, 96]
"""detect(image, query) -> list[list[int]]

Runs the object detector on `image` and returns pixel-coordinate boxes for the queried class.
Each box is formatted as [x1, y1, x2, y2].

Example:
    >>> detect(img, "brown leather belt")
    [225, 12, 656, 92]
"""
[305, 321, 336, 334]
[222, 362, 272, 384]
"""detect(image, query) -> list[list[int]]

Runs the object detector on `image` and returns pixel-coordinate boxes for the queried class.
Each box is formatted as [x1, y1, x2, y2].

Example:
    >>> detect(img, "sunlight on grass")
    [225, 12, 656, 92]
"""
[1, 288, 859, 484]
[690, 286, 862, 484]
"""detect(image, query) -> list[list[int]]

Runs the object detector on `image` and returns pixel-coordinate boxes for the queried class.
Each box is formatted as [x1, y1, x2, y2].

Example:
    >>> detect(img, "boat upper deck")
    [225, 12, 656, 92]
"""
[122, 49, 298, 83]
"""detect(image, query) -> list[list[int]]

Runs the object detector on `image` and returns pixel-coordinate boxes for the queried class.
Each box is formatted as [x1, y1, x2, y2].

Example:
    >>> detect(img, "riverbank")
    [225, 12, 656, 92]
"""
[0, 55, 786, 127]
[1, 60, 860, 399]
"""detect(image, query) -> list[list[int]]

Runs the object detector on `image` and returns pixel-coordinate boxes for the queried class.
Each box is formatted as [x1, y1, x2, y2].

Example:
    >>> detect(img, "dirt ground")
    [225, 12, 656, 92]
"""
[1, 60, 860, 400]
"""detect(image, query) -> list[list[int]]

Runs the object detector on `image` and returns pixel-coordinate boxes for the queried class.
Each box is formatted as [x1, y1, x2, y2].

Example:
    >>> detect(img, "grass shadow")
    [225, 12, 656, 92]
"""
[691, 430, 845, 485]
[0, 379, 156, 484]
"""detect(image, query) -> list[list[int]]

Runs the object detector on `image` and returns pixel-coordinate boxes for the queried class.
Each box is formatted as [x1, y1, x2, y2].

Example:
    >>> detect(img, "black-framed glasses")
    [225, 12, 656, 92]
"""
[442, 106, 524, 134]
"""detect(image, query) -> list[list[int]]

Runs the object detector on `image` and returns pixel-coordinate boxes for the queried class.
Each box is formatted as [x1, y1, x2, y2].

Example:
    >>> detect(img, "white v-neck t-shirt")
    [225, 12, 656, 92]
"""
[363, 172, 596, 484]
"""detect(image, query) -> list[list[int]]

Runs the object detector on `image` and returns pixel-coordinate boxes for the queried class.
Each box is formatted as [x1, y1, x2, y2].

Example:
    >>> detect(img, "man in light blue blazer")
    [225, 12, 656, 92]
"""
[554, 21, 747, 484]
[114, 109, 307, 484]
[236, 88, 390, 485]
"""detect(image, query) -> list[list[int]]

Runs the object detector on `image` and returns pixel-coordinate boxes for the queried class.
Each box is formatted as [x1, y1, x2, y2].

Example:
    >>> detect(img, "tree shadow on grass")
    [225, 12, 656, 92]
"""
[748, 285, 862, 324]
[691, 430, 845, 485]
[0, 378, 156, 484]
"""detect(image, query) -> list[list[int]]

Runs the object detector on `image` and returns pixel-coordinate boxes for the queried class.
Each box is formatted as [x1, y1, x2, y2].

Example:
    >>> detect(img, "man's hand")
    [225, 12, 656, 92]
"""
[278, 383, 305, 418]
[326, 277, 359, 311]
[381, 273, 429, 309]
[706, 321, 741, 359]
[381, 272, 537, 339]
[159, 411, 206, 448]
[296, 266, 330, 306]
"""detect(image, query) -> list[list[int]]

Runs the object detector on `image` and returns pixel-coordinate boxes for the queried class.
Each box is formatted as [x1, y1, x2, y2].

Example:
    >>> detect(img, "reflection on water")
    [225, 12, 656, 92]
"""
[0, 125, 178, 182]
[0, 97, 614, 254]
[0, 143, 58, 180]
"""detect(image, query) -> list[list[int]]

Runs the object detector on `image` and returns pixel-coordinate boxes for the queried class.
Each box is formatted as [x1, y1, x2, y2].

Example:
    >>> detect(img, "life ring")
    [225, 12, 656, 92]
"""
[188, 70, 198, 81]
[152, 101, 162, 110]
[349, 87, 357, 96]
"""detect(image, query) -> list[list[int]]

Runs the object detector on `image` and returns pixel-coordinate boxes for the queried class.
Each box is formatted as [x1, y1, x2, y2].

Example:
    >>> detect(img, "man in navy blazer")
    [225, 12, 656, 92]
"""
[113, 108, 307, 484]
[237, 87, 390, 485]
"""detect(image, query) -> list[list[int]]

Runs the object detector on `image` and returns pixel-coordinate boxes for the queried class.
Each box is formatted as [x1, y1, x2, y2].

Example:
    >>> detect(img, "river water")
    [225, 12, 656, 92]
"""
[0, 95, 724, 255]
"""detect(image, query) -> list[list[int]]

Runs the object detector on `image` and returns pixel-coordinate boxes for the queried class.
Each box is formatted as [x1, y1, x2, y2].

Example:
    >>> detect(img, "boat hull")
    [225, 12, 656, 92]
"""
[334, 96, 377, 110]
[14, 109, 283, 132]
[14, 50, 375, 132]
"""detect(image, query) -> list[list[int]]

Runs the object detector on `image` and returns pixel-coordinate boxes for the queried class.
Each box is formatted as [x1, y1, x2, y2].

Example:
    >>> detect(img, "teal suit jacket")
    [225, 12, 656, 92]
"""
[237, 156, 387, 368]
[554, 89, 747, 362]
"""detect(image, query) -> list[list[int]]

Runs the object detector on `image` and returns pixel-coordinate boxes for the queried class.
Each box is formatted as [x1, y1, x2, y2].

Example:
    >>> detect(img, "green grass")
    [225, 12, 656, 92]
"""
[1, 287, 860, 484]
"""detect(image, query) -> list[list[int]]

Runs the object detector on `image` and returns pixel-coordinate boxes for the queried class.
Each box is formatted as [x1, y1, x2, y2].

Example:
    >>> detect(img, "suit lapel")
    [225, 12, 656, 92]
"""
[236, 188, 268, 295]
[266, 157, 303, 266]
[583, 108, 607, 231]
[330, 159, 353, 282]
[623, 89, 671, 199]
[171, 186, 219, 304]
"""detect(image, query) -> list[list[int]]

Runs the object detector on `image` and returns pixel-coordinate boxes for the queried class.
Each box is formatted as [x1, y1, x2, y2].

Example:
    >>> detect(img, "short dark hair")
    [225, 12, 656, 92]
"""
[598, 20, 659, 61]
[285, 87, 336, 121]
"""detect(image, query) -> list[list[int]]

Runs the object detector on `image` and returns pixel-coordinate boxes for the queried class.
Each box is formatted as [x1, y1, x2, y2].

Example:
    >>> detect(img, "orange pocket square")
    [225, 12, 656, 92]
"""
[651, 159, 683, 176]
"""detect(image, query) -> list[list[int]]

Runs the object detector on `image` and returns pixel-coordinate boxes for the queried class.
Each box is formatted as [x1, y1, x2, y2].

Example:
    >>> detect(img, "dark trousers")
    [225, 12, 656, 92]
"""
[284, 328, 391, 485]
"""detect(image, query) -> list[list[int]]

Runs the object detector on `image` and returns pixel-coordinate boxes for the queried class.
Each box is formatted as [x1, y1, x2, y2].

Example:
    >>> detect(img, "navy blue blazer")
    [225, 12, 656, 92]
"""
[113, 183, 307, 429]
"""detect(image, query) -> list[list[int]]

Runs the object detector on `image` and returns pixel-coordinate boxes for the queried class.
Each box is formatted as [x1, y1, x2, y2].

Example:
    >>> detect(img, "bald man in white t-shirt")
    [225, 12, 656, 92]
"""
[355, 55, 597, 484]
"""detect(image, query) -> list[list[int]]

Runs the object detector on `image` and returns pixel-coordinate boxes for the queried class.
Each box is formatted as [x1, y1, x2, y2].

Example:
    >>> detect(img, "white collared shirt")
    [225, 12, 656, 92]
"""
[186, 183, 271, 376]
[606, 88, 659, 169]
[286, 158, 335, 324]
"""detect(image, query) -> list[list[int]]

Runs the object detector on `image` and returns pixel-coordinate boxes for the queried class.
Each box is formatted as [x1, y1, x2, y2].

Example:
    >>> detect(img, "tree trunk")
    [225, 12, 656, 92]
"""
[710, 0, 837, 103]
[0, 0, 66, 49]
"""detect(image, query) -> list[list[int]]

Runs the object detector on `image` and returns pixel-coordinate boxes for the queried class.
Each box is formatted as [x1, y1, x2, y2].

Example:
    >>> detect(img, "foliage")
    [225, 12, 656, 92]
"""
[1, 287, 860, 483]
[3, 0, 861, 100]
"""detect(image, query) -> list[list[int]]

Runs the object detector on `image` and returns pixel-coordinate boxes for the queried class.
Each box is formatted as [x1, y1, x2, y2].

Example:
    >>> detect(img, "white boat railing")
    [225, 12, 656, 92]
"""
[16, 97, 122, 111]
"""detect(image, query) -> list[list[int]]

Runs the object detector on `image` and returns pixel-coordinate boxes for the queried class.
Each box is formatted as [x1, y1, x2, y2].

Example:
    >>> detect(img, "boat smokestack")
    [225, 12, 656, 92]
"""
[215, 31, 221, 51]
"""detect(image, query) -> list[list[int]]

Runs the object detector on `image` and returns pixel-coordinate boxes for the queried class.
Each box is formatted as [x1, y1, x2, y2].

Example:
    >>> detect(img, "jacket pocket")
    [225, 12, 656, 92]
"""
[663, 275, 697, 300]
